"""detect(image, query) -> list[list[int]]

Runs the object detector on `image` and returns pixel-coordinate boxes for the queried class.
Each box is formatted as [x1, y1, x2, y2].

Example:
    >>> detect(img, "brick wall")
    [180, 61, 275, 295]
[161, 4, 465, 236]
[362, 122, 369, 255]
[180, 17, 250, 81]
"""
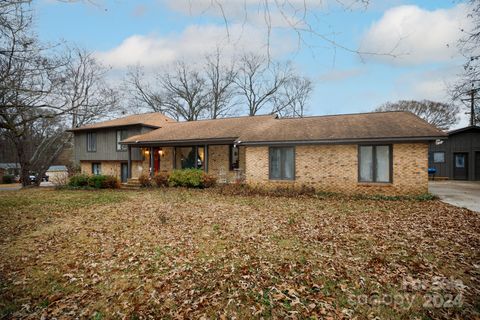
[245, 143, 428, 195]
[80, 160, 143, 179]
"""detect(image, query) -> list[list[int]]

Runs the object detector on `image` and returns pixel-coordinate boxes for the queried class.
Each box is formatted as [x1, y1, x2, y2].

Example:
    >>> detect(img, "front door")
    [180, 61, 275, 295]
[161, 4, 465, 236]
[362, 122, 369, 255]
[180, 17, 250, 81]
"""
[121, 163, 128, 183]
[475, 152, 480, 181]
[453, 153, 468, 180]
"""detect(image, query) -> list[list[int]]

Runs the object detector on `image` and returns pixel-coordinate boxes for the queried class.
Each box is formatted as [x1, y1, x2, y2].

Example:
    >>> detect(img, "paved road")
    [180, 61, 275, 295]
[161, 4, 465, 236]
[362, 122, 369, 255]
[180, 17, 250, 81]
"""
[429, 181, 480, 213]
[0, 183, 21, 191]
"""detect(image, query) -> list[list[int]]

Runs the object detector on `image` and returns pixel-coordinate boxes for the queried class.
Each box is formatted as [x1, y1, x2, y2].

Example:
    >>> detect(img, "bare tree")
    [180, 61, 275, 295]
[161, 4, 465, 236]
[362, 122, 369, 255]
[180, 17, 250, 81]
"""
[126, 65, 165, 113]
[272, 76, 312, 117]
[204, 49, 237, 119]
[235, 53, 291, 116]
[63, 47, 119, 128]
[1, 1, 120, 186]
[160, 61, 209, 121]
[375, 100, 458, 130]
[451, 0, 480, 125]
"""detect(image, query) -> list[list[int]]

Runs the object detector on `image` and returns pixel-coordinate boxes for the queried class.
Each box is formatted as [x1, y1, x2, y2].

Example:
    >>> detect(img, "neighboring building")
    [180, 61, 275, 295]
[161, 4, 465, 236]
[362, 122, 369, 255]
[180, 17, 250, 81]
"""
[46, 165, 69, 184]
[68, 113, 175, 182]
[71, 111, 445, 195]
[429, 126, 480, 181]
[0, 163, 20, 177]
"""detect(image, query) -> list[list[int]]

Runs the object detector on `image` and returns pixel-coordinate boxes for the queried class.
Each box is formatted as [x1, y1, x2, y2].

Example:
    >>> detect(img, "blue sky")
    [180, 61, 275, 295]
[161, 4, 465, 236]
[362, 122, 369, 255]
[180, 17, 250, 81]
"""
[34, 0, 471, 125]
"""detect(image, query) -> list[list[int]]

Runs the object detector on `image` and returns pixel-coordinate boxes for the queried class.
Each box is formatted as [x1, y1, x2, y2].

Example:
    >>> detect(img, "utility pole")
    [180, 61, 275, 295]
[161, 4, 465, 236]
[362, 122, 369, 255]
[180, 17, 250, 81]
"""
[470, 88, 475, 126]
[462, 86, 478, 126]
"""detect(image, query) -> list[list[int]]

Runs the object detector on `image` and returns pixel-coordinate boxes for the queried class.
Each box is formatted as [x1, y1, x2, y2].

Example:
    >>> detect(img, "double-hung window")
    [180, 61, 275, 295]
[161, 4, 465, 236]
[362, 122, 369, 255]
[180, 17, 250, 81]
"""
[269, 147, 295, 180]
[92, 163, 101, 175]
[116, 130, 128, 151]
[86, 132, 96, 152]
[358, 145, 392, 183]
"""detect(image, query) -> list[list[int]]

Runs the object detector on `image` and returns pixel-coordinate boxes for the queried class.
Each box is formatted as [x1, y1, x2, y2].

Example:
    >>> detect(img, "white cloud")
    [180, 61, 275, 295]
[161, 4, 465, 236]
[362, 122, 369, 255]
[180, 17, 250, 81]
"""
[161, 0, 325, 29]
[96, 23, 294, 68]
[359, 4, 471, 65]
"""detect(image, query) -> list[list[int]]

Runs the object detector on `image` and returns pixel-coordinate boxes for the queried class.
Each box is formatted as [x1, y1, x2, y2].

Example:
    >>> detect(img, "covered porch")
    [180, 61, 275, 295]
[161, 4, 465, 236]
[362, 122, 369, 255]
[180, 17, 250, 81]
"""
[125, 141, 245, 183]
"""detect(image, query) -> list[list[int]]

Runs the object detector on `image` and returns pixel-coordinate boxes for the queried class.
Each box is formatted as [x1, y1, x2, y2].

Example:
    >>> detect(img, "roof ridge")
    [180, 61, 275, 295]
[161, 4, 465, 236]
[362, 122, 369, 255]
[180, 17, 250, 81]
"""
[279, 110, 412, 120]
[166, 114, 276, 124]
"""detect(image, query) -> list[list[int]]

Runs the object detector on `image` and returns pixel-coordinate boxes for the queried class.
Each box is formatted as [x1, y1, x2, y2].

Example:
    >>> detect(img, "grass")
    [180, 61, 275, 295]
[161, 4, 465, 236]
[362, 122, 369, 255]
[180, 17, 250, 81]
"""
[0, 188, 478, 319]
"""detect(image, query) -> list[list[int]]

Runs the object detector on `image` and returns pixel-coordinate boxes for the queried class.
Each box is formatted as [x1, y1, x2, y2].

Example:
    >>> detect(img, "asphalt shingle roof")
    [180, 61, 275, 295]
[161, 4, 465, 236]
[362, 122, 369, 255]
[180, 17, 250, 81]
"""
[122, 111, 446, 145]
[69, 112, 175, 131]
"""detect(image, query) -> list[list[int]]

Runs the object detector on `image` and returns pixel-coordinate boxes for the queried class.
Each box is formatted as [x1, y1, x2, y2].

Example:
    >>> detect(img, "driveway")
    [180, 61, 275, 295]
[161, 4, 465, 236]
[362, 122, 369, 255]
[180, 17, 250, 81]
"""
[429, 180, 480, 212]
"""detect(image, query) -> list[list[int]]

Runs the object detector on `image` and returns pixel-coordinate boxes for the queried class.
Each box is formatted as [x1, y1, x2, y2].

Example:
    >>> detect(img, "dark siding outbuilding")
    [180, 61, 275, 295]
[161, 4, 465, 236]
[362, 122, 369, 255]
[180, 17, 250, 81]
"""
[429, 126, 480, 180]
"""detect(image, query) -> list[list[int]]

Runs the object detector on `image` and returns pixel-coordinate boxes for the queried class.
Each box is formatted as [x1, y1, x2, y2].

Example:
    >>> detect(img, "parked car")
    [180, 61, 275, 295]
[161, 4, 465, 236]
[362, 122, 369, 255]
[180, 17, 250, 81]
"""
[30, 174, 49, 183]
[21, 173, 49, 184]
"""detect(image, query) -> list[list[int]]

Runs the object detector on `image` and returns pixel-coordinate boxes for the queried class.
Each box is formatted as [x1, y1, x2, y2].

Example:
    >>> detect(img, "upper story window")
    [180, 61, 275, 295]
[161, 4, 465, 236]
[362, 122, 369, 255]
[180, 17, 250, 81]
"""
[433, 151, 445, 163]
[229, 145, 239, 170]
[86, 132, 96, 152]
[358, 145, 392, 183]
[116, 130, 129, 151]
[269, 147, 295, 180]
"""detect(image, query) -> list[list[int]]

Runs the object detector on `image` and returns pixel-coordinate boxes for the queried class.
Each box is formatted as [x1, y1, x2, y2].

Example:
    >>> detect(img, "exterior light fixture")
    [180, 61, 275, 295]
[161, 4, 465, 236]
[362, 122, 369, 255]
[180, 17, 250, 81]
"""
[159, 148, 164, 157]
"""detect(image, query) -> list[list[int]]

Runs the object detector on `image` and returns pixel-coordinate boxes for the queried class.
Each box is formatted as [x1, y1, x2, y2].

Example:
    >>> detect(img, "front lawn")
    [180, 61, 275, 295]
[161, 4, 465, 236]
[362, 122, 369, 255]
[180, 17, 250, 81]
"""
[0, 189, 478, 319]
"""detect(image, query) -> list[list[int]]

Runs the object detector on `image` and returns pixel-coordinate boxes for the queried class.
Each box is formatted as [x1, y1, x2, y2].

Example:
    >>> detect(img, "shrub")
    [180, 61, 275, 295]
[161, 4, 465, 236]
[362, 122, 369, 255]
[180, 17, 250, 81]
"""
[138, 174, 152, 187]
[2, 174, 14, 184]
[202, 173, 217, 188]
[67, 174, 119, 189]
[103, 175, 120, 189]
[168, 169, 204, 188]
[153, 173, 169, 187]
[68, 174, 89, 188]
[88, 175, 107, 189]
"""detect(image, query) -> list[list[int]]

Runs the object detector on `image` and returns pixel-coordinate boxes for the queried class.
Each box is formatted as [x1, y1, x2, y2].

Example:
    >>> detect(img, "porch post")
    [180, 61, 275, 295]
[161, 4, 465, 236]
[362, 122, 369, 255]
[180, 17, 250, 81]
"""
[127, 145, 132, 179]
[173, 147, 176, 169]
[204, 144, 208, 172]
[194, 146, 198, 169]
[149, 147, 154, 177]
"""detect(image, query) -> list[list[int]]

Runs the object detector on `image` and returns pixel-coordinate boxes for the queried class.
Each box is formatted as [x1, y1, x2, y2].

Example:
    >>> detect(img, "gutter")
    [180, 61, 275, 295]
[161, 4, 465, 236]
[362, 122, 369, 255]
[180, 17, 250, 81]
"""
[121, 137, 238, 146]
[67, 123, 161, 132]
[238, 136, 447, 146]
[120, 135, 446, 146]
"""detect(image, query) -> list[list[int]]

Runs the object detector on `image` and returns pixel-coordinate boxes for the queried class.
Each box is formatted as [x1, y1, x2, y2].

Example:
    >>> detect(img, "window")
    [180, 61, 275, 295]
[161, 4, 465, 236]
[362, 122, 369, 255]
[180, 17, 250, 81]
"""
[269, 147, 295, 180]
[174, 146, 205, 169]
[87, 132, 96, 152]
[455, 154, 465, 168]
[358, 145, 392, 183]
[433, 152, 445, 163]
[230, 145, 239, 170]
[92, 163, 101, 175]
[116, 130, 128, 151]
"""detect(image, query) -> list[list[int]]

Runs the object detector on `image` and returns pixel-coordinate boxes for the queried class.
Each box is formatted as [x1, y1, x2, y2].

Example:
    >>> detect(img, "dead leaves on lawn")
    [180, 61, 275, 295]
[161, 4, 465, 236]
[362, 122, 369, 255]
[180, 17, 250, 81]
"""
[0, 189, 479, 319]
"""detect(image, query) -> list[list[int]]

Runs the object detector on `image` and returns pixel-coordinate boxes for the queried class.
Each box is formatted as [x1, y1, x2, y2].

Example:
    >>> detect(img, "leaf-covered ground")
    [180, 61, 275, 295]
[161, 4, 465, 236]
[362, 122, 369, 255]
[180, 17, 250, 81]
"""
[0, 188, 479, 319]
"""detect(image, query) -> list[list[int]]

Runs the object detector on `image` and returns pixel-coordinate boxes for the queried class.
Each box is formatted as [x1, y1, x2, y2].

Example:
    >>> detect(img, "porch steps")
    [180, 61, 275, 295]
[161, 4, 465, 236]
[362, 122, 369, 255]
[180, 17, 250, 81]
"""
[121, 178, 142, 190]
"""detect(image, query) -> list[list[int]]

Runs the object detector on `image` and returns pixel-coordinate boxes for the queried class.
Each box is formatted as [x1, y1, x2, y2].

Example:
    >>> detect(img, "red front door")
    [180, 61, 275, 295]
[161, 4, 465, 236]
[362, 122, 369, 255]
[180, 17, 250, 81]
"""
[153, 148, 160, 175]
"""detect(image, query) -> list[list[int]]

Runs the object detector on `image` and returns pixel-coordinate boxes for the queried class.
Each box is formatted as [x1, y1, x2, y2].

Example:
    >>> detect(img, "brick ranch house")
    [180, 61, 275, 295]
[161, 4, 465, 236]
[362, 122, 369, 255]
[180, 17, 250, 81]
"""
[70, 111, 446, 195]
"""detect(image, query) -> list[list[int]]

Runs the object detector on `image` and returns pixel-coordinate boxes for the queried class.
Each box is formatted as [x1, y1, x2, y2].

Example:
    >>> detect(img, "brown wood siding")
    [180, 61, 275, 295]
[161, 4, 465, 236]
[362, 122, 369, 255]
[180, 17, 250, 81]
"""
[73, 125, 154, 163]
[429, 128, 480, 180]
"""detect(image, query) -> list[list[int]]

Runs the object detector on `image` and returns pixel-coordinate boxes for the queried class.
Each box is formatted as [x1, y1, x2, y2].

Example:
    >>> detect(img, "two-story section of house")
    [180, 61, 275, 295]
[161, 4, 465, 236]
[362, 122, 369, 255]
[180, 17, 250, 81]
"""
[69, 113, 175, 182]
